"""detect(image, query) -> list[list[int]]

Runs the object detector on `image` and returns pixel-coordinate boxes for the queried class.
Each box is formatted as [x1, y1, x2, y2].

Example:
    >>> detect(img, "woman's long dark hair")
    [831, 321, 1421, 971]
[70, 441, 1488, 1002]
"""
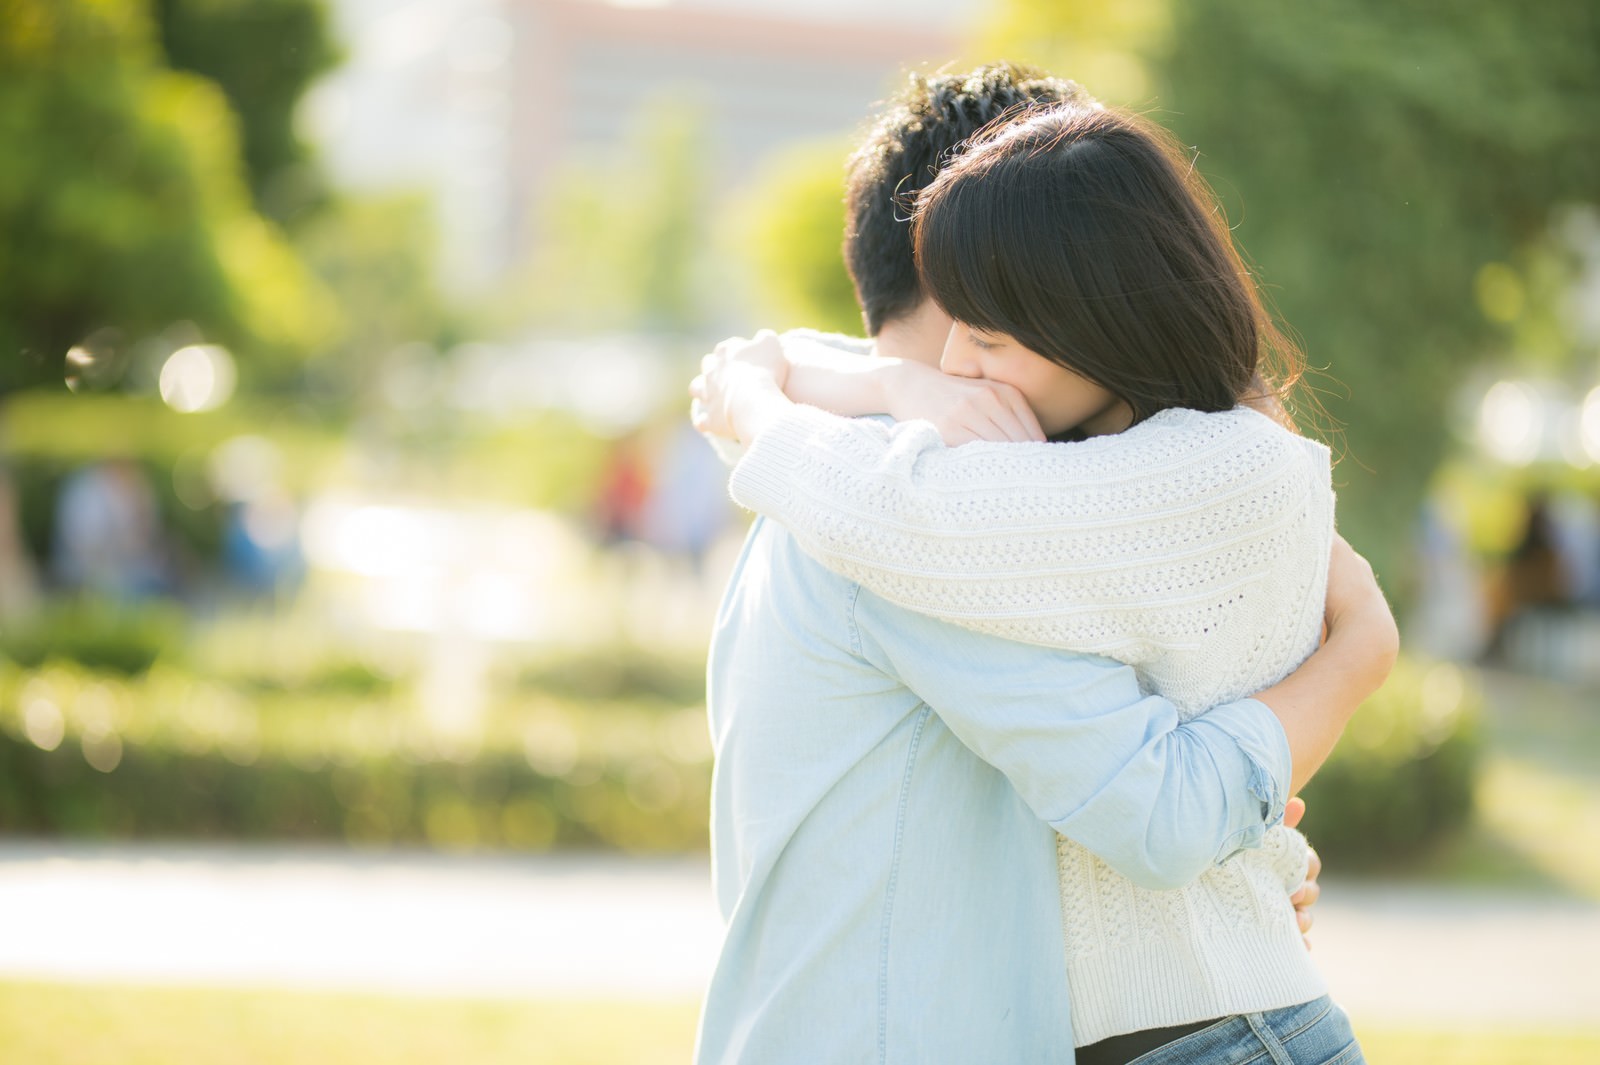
[912, 103, 1303, 428]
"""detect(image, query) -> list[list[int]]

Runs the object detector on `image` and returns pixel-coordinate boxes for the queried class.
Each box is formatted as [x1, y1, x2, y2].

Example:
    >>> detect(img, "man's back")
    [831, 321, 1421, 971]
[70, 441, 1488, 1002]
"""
[698, 517, 1072, 1063]
[697, 510, 1293, 1063]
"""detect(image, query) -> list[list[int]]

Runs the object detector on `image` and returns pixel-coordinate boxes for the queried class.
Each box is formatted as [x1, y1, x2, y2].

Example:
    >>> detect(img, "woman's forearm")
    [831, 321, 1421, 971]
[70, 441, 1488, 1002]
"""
[778, 335, 902, 417]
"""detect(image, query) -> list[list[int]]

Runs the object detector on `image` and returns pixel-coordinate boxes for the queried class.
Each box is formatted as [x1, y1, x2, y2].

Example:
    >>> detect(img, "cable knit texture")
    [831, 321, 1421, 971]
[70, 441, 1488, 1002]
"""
[728, 402, 1333, 1044]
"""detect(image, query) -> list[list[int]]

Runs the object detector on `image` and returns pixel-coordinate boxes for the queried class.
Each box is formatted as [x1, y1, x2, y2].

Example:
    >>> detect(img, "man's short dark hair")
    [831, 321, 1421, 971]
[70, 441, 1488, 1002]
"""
[845, 62, 1092, 335]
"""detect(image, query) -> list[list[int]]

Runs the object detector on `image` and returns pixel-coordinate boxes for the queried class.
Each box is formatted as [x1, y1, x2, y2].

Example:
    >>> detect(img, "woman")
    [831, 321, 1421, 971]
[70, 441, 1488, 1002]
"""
[693, 102, 1366, 1065]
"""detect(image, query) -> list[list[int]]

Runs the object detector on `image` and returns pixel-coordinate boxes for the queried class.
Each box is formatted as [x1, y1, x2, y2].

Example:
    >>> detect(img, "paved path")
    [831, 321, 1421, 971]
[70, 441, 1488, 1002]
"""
[2, 842, 1597, 1026]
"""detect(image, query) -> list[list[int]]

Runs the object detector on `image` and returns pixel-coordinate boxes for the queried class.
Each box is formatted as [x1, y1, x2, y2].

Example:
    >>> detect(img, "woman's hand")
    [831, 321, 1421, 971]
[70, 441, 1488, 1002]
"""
[1323, 535, 1400, 687]
[690, 330, 793, 444]
[1281, 796, 1321, 950]
[1253, 535, 1398, 793]
[882, 362, 1045, 445]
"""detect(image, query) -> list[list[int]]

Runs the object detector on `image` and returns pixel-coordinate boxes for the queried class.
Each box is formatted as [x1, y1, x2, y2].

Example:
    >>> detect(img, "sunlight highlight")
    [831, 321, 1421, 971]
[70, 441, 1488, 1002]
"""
[1476, 380, 1541, 466]
[159, 344, 237, 413]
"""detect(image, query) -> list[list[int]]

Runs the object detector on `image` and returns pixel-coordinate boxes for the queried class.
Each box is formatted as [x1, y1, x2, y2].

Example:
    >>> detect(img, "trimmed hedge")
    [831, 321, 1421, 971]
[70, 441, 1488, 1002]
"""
[1299, 656, 1482, 867]
[0, 661, 711, 852]
[0, 599, 185, 675]
[0, 653, 1481, 865]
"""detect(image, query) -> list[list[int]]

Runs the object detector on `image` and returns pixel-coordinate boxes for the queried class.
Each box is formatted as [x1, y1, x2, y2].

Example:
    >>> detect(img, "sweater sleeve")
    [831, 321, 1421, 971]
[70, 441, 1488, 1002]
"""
[728, 402, 1330, 660]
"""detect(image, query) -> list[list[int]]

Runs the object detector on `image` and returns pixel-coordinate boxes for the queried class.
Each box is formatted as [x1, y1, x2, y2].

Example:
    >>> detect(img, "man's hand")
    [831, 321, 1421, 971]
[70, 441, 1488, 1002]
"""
[1281, 796, 1321, 951]
[690, 331, 792, 443]
[881, 362, 1045, 445]
[1291, 844, 1322, 950]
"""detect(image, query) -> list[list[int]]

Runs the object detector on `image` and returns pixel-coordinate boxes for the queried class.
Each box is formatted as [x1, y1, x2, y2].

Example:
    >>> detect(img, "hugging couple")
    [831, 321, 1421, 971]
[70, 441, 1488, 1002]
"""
[687, 63, 1397, 1065]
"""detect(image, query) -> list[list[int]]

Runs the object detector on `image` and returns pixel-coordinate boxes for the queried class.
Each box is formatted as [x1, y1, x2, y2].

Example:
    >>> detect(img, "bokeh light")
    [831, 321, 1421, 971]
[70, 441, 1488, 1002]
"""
[1582, 385, 1600, 464]
[63, 329, 123, 393]
[22, 696, 65, 753]
[159, 344, 237, 413]
[1475, 380, 1543, 466]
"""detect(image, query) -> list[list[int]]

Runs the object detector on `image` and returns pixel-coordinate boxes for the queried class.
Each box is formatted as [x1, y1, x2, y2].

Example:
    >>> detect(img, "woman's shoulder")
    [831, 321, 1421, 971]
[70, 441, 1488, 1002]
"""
[1139, 406, 1329, 472]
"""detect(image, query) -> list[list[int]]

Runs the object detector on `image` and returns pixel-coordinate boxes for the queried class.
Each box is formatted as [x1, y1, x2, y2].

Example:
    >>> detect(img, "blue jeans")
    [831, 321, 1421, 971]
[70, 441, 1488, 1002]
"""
[1126, 997, 1365, 1065]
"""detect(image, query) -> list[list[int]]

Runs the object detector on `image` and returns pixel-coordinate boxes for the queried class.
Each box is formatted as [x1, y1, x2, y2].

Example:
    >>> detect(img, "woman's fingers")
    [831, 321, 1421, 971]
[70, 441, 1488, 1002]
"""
[970, 383, 1043, 443]
[1002, 387, 1046, 442]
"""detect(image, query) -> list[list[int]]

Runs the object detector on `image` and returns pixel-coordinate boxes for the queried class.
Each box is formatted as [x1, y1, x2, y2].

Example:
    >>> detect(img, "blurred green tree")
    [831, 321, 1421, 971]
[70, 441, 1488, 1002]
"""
[498, 102, 712, 338]
[981, 0, 1167, 107]
[295, 191, 454, 402]
[727, 140, 863, 338]
[0, 0, 340, 396]
[993, 1, 1600, 575]
[1154, 3, 1600, 575]
[151, 0, 342, 226]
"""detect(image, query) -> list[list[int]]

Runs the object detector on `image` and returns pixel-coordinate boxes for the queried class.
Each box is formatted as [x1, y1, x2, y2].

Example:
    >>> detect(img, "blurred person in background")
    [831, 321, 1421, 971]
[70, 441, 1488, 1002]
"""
[690, 66, 1395, 1065]
[50, 457, 170, 601]
[592, 430, 652, 548]
[221, 487, 305, 603]
[1548, 488, 1600, 607]
[1483, 491, 1574, 662]
[1410, 497, 1490, 661]
[640, 420, 735, 575]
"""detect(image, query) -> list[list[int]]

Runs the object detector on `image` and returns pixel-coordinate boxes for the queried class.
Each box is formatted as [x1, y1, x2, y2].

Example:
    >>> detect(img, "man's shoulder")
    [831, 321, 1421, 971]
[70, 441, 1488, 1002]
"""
[723, 517, 861, 608]
[782, 327, 873, 356]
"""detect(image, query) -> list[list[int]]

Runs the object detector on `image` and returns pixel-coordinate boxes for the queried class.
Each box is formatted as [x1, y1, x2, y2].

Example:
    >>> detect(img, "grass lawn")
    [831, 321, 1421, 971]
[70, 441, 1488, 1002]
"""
[0, 981, 698, 1065]
[3, 980, 1597, 1065]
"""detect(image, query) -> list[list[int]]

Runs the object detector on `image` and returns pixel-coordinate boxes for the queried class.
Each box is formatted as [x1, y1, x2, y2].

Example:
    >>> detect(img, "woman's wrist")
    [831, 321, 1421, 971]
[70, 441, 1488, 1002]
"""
[853, 357, 911, 417]
[782, 350, 903, 418]
[729, 371, 795, 445]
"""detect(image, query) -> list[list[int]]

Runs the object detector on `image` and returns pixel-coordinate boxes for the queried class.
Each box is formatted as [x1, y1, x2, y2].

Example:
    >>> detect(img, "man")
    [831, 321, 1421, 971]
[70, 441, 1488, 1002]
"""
[694, 64, 1395, 1064]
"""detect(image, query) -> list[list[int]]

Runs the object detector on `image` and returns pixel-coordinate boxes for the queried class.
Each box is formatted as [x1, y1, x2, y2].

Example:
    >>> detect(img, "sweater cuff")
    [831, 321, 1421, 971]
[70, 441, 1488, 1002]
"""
[1191, 696, 1292, 862]
[729, 405, 914, 515]
[728, 404, 834, 512]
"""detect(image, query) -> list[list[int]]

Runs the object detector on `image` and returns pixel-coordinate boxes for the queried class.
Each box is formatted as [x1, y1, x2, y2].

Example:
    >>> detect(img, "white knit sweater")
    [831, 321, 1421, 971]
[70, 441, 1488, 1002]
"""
[727, 402, 1334, 1045]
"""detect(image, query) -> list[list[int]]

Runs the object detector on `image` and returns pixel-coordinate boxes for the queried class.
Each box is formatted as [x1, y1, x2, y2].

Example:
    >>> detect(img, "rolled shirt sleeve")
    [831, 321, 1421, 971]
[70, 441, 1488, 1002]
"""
[853, 587, 1290, 891]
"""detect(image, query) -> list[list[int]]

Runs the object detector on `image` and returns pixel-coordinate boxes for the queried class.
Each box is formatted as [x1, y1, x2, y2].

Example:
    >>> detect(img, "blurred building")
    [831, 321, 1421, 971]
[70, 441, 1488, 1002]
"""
[306, 0, 979, 291]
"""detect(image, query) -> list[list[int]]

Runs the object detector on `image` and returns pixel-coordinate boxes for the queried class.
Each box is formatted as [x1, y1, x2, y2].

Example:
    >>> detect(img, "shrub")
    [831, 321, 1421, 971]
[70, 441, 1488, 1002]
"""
[1299, 656, 1483, 867]
[0, 660, 711, 853]
[515, 644, 706, 704]
[0, 599, 184, 674]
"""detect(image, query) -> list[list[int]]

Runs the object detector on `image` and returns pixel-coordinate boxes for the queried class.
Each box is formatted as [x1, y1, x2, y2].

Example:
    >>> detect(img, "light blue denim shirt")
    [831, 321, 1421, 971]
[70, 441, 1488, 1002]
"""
[695, 519, 1291, 1065]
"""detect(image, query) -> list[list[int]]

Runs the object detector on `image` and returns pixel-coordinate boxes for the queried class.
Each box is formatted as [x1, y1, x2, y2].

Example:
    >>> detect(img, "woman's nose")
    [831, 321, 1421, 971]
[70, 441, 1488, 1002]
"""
[940, 345, 979, 378]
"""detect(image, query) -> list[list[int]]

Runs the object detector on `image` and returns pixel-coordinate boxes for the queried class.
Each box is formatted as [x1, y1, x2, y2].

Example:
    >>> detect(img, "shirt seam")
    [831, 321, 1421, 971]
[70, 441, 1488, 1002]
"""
[878, 704, 930, 1064]
[846, 581, 864, 657]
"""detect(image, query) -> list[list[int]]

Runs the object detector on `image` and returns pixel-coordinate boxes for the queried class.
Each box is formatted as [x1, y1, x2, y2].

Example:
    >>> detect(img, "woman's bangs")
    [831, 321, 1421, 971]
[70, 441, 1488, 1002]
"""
[915, 179, 1015, 335]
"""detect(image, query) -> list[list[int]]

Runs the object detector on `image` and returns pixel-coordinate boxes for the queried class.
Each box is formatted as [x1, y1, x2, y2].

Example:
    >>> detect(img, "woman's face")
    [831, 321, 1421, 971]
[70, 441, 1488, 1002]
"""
[940, 324, 1133, 438]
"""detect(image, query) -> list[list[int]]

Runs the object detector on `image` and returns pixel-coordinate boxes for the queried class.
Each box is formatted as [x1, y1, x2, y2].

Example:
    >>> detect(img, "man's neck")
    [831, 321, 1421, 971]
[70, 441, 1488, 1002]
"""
[873, 302, 951, 368]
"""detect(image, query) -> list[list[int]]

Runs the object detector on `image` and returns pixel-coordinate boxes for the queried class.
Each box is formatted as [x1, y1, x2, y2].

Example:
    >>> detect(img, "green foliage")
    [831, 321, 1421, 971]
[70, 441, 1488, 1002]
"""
[982, 0, 1167, 105]
[0, 599, 183, 674]
[1300, 657, 1482, 867]
[984, 3, 1600, 579]
[152, 0, 341, 224]
[1148, 2, 1600, 576]
[0, 0, 340, 394]
[0, 658, 712, 852]
[294, 192, 453, 398]
[516, 643, 707, 706]
[501, 102, 713, 337]
[1, 386, 338, 492]
[729, 140, 864, 337]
